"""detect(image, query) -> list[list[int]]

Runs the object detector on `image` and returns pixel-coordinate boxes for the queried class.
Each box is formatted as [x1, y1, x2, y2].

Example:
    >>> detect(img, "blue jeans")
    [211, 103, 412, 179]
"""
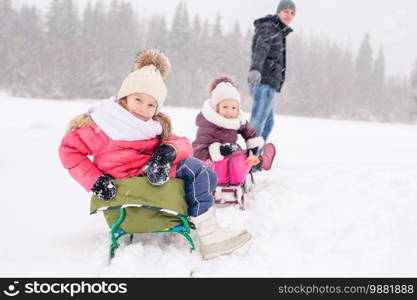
[249, 83, 276, 143]
[175, 158, 217, 217]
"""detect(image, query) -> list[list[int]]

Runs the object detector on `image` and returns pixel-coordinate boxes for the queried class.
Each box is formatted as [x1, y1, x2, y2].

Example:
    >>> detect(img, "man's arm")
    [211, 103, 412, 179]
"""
[250, 23, 276, 72]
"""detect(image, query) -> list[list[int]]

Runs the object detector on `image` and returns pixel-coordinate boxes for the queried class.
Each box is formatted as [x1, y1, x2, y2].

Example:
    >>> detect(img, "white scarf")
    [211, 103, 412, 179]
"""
[89, 97, 162, 141]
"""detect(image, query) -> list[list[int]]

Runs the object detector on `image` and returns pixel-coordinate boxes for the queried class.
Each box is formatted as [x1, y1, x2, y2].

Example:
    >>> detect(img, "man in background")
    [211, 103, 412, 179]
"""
[248, 0, 296, 144]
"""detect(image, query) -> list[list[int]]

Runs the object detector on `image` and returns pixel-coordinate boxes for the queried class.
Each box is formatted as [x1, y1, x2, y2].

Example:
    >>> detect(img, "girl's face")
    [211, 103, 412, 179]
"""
[217, 99, 239, 119]
[125, 93, 157, 121]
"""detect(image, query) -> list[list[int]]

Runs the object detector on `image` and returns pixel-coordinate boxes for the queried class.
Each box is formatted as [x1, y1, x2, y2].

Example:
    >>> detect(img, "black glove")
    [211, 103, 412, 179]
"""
[247, 147, 259, 156]
[144, 144, 176, 185]
[220, 143, 240, 157]
[91, 174, 117, 201]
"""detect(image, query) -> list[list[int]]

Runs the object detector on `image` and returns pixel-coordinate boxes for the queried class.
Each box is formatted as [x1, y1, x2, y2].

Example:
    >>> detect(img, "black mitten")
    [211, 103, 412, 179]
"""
[144, 144, 176, 185]
[91, 174, 117, 201]
[220, 143, 240, 156]
[247, 147, 259, 156]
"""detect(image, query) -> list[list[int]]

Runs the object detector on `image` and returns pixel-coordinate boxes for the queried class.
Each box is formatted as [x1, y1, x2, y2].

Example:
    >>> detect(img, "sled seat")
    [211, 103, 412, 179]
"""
[90, 177, 195, 260]
[207, 151, 255, 209]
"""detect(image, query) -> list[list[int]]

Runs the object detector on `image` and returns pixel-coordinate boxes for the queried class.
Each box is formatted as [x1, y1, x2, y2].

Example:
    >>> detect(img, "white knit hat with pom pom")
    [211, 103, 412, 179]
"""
[117, 49, 171, 113]
[209, 82, 241, 109]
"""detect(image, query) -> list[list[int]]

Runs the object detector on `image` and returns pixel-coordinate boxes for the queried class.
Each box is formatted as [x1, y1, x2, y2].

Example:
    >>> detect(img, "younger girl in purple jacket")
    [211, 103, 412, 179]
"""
[192, 76, 275, 171]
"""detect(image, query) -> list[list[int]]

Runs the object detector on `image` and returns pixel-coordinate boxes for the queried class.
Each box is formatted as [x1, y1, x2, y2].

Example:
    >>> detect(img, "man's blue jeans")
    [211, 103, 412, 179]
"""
[249, 83, 276, 143]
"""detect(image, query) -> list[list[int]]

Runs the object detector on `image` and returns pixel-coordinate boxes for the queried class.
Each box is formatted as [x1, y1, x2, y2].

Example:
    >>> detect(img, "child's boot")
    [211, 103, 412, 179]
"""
[259, 143, 276, 170]
[191, 207, 252, 260]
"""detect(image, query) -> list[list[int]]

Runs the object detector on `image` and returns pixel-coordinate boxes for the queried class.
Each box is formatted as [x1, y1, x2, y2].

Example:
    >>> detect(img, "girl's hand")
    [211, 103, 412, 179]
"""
[245, 155, 260, 166]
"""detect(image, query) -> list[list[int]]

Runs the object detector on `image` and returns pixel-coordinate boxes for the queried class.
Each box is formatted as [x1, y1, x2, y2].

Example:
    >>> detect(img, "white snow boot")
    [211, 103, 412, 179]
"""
[191, 207, 252, 260]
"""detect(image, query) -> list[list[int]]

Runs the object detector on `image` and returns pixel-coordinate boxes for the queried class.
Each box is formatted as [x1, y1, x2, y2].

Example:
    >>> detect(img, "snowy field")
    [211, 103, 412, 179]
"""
[1, 95, 416, 277]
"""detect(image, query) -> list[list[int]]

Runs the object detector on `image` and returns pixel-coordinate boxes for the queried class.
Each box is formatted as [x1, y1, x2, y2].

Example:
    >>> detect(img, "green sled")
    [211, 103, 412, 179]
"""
[90, 177, 195, 260]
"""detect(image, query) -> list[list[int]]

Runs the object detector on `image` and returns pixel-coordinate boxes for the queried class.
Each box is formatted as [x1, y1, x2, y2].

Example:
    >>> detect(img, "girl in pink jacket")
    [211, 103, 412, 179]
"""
[59, 50, 251, 260]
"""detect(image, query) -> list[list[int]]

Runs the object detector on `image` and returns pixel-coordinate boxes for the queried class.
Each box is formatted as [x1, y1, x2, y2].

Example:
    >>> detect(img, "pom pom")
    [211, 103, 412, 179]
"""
[209, 75, 237, 95]
[135, 49, 171, 79]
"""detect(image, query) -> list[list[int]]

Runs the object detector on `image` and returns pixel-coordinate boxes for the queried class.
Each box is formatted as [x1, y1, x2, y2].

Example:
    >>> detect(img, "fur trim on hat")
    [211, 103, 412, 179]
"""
[135, 50, 171, 79]
[201, 99, 246, 130]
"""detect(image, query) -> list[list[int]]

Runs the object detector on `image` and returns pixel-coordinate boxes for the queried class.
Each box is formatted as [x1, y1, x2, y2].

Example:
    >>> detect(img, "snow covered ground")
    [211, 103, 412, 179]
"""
[1, 95, 416, 277]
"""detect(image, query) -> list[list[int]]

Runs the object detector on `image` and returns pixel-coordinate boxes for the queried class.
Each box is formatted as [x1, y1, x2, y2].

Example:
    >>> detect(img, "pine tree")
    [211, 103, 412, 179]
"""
[166, 1, 192, 106]
[0, 0, 17, 89]
[198, 19, 212, 79]
[188, 15, 206, 102]
[241, 28, 253, 111]
[1, 3, 414, 124]
[45, 0, 80, 98]
[323, 41, 346, 118]
[103, 0, 141, 97]
[79, 1, 112, 98]
[11, 5, 45, 97]
[209, 13, 225, 75]
[370, 47, 386, 118]
[372, 47, 386, 87]
[338, 47, 355, 118]
[410, 59, 417, 120]
[354, 33, 373, 119]
[411, 59, 417, 92]
[146, 14, 168, 51]
[224, 22, 244, 86]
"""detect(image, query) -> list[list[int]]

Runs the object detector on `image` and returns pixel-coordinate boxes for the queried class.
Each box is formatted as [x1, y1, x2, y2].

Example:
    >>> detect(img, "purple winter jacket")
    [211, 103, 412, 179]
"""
[192, 100, 264, 161]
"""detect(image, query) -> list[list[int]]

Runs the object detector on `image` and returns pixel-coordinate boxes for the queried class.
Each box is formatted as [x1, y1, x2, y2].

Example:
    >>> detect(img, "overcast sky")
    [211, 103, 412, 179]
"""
[14, 0, 417, 77]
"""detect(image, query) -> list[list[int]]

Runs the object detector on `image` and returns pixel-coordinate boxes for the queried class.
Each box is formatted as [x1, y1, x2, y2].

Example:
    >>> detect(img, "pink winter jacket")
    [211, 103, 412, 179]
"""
[59, 125, 193, 191]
